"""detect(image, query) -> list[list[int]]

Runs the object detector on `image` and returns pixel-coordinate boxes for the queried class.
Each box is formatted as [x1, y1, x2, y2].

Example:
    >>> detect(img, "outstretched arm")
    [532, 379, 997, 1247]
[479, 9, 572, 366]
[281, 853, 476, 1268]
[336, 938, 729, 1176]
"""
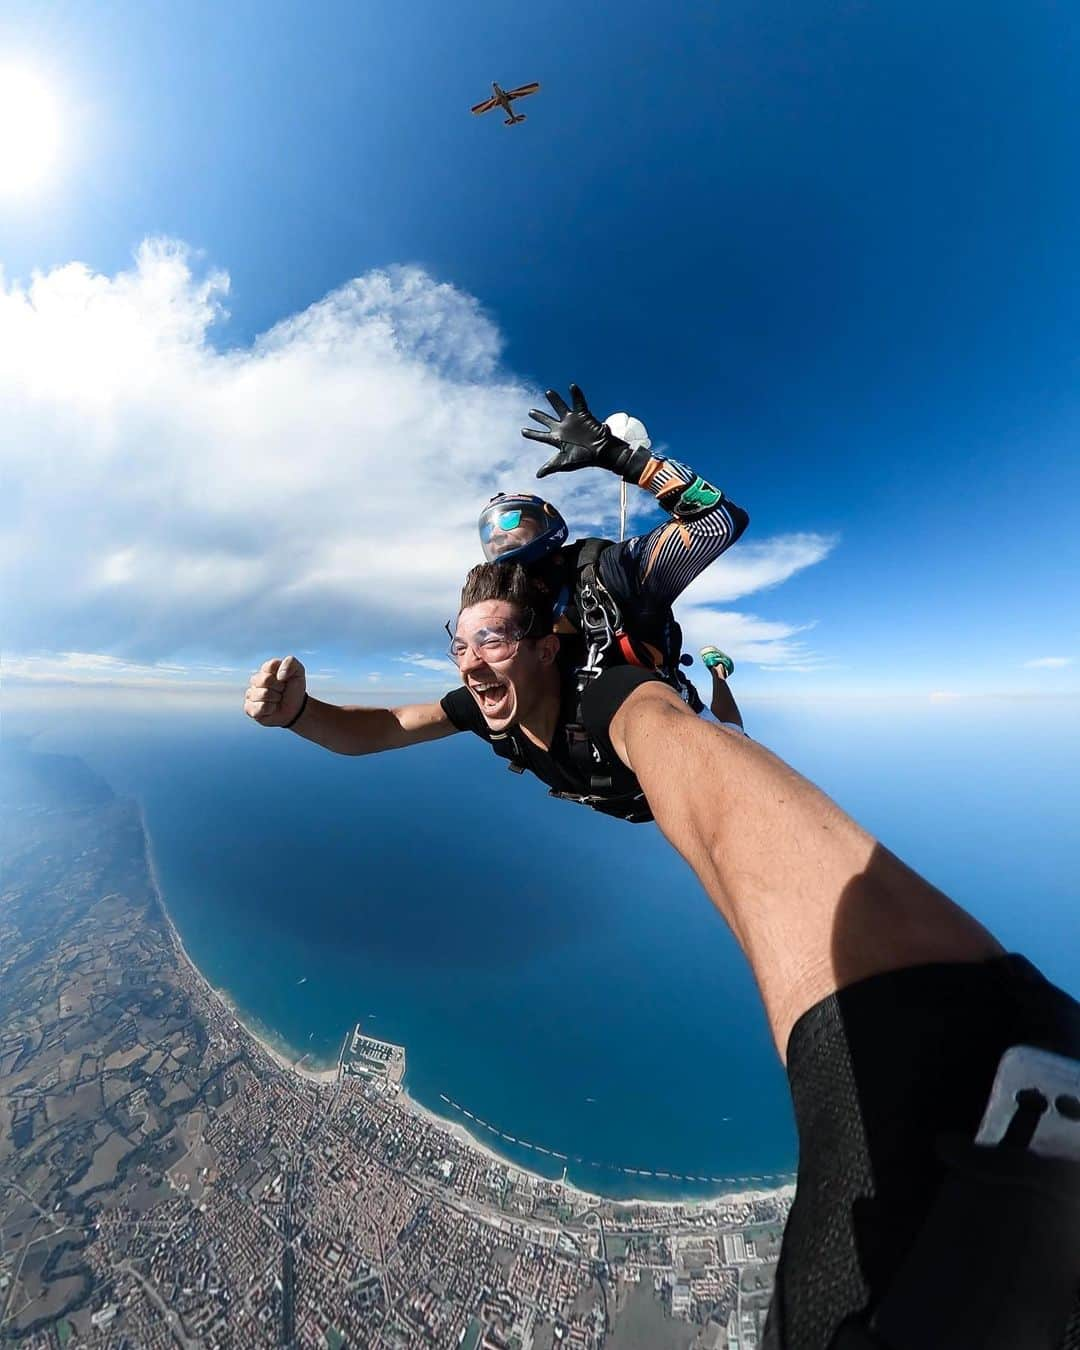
[289, 696, 458, 756]
[244, 657, 459, 756]
[606, 682, 1002, 1057]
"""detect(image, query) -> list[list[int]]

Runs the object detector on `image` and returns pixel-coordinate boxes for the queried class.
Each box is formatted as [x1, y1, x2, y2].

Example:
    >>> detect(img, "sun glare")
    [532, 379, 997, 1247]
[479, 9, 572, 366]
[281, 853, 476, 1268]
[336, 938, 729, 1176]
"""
[0, 66, 62, 197]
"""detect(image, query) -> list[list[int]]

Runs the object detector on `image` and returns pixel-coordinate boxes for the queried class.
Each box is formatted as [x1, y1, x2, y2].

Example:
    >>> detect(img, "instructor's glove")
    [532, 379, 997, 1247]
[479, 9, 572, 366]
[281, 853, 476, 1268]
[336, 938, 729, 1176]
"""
[523, 384, 651, 483]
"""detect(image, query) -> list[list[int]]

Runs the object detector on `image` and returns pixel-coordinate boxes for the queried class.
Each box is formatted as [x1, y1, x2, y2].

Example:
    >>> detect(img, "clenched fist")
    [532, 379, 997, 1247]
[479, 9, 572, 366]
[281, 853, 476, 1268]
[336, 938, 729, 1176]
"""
[244, 656, 307, 728]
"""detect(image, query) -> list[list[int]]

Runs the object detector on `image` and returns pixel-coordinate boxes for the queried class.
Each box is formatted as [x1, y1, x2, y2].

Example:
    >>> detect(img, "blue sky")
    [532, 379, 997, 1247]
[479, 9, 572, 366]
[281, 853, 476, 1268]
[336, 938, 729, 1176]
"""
[2, 0, 1078, 703]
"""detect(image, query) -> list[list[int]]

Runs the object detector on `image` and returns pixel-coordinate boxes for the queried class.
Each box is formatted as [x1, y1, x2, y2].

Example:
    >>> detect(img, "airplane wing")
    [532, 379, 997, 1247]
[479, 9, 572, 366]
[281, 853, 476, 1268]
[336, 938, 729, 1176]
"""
[506, 82, 541, 101]
[471, 97, 499, 114]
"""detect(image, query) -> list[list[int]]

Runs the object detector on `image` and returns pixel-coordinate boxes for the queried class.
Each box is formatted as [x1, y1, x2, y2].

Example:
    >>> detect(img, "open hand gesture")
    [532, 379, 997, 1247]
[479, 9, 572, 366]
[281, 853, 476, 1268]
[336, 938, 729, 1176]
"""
[522, 384, 636, 480]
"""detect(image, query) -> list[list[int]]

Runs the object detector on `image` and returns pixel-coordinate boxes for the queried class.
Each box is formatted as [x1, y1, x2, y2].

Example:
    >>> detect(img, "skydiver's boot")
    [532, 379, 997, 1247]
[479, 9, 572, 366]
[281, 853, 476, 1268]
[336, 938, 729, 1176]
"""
[700, 647, 743, 729]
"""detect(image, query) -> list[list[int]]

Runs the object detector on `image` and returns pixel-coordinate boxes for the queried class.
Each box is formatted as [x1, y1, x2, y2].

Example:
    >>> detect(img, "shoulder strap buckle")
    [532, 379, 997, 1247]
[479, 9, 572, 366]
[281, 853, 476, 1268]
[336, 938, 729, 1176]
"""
[488, 729, 526, 773]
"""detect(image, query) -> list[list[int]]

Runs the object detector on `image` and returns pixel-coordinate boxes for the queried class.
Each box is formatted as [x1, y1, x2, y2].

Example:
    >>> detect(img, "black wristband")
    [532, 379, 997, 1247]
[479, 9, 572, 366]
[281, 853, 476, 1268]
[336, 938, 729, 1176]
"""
[283, 692, 309, 730]
[615, 442, 653, 485]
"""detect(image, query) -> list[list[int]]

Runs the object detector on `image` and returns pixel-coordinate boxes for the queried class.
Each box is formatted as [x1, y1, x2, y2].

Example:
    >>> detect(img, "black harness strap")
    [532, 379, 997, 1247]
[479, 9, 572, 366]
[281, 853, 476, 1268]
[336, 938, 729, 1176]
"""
[487, 726, 652, 822]
[571, 539, 620, 691]
[487, 730, 525, 773]
[486, 539, 697, 823]
[547, 787, 654, 823]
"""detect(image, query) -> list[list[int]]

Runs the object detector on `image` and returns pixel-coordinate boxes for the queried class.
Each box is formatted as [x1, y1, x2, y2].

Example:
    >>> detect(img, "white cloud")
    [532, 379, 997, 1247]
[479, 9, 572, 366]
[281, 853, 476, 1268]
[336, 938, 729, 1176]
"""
[1022, 656, 1072, 670]
[679, 534, 837, 607]
[2, 239, 831, 673]
[677, 609, 823, 675]
[3, 651, 240, 688]
[673, 536, 836, 669]
[397, 652, 454, 672]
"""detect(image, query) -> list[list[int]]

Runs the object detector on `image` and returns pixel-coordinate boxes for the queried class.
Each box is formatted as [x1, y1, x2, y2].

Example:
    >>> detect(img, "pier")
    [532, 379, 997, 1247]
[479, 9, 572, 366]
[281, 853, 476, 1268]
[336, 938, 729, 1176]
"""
[343, 1024, 406, 1084]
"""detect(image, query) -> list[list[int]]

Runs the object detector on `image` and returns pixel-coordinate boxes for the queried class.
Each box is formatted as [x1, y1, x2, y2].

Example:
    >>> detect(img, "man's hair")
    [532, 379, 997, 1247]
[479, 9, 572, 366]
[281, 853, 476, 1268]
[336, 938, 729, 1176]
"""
[458, 563, 552, 636]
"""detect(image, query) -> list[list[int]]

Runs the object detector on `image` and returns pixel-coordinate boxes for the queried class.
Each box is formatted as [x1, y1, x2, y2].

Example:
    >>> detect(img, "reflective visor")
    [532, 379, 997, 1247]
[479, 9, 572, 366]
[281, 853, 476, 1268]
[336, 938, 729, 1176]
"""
[480, 509, 525, 543]
[480, 504, 543, 558]
[478, 495, 568, 564]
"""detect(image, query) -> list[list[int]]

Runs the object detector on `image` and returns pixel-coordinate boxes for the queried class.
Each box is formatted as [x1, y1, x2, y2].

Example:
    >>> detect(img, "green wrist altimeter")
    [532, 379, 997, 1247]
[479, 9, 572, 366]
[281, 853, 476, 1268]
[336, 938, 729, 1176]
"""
[672, 474, 724, 519]
[639, 455, 725, 519]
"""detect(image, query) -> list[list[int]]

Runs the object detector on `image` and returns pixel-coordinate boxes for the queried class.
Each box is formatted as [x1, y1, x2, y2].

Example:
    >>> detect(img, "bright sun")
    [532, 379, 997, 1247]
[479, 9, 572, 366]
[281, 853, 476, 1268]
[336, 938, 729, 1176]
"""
[0, 66, 62, 197]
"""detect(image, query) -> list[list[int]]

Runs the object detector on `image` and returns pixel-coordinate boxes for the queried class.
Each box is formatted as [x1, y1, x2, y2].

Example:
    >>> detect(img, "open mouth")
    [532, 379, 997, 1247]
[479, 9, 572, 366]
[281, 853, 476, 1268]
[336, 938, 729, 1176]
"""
[470, 679, 511, 719]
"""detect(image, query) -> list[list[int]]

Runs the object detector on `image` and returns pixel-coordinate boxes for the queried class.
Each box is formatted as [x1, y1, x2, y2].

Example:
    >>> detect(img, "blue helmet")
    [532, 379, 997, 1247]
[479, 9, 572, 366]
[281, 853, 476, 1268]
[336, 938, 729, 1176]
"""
[478, 493, 568, 566]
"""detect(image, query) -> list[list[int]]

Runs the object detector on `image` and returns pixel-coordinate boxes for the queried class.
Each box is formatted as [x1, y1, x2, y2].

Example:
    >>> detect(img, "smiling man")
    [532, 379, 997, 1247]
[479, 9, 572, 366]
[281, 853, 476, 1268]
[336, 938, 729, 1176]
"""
[439, 561, 667, 819]
[243, 557, 666, 821]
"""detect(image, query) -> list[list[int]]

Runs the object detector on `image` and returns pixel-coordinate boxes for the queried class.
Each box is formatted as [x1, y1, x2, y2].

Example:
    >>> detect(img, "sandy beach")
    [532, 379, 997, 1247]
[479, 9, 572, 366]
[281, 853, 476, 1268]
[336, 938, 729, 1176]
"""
[399, 1083, 792, 1210]
[394, 1082, 639, 1203]
[243, 1026, 341, 1086]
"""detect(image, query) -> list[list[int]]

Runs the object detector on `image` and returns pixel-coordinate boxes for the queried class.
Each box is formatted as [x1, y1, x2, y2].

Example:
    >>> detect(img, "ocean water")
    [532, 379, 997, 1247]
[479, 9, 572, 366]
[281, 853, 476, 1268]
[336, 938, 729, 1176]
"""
[14, 693, 1079, 1199]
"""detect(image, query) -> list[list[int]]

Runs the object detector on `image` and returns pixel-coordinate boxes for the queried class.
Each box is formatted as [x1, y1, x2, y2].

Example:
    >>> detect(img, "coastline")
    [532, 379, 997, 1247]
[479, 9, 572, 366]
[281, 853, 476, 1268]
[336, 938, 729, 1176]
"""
[398, 1083, 793, 1212]
[139, 803, 339, 1088]
[396, 1082, 581, 1185]
[137, 800, 791, 1209]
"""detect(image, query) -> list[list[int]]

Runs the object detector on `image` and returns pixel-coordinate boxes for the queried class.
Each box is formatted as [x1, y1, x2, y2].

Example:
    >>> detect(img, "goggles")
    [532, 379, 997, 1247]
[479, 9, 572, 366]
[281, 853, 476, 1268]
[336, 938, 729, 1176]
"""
[445, 611, 535, 665]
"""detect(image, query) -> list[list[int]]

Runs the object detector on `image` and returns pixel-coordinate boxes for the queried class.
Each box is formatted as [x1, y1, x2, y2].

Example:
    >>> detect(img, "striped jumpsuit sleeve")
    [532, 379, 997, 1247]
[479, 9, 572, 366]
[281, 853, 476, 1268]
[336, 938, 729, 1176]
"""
[610, 455, 749, 609]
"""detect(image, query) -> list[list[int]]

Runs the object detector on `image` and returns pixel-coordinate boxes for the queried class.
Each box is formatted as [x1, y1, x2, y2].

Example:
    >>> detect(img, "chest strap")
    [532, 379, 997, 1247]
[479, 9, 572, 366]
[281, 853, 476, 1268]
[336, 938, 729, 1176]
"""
[486, 726, 651, 822]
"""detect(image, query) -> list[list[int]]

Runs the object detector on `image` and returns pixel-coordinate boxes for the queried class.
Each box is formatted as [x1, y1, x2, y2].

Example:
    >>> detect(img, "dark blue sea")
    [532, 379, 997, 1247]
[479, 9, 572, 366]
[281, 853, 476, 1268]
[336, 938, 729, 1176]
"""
[15, 694, 1079, 1199]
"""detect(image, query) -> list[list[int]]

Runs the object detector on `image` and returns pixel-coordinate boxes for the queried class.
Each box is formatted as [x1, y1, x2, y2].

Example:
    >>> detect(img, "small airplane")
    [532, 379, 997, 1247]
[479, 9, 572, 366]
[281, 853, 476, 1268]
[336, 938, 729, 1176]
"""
[471, 80, 541, 126]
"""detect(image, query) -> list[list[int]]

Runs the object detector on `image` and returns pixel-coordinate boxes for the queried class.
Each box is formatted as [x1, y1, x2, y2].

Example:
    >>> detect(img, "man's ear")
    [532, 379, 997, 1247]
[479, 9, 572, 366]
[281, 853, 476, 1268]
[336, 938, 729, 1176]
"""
[537, 634, 560, 665]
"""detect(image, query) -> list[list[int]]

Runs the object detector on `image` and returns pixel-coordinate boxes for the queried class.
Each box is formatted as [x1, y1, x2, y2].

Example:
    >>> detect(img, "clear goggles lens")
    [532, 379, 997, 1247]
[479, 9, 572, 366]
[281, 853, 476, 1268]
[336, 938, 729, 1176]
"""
[445, 614, 533, 665]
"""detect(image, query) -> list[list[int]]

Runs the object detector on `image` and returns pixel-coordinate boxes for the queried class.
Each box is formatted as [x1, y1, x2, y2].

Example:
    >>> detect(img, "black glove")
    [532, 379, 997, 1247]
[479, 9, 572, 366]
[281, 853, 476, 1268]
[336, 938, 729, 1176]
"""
[522, 384, 651, 483]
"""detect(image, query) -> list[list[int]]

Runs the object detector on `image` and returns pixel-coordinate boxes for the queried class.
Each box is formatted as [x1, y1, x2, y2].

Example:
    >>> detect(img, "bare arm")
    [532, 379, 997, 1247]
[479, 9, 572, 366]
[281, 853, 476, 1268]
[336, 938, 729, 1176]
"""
[290, 696, 458, 756]
[244, 656, 459, 756]
[607, 683, 1002, 1057]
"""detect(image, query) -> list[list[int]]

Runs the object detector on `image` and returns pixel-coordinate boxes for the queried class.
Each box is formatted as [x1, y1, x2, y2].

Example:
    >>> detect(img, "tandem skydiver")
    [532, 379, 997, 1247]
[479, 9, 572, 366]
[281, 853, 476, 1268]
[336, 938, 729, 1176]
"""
[478, 387, 745, 728]
[244, 383, 750, 822]
[473, 383, 745, 720]
[439, 383, 750, 817]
